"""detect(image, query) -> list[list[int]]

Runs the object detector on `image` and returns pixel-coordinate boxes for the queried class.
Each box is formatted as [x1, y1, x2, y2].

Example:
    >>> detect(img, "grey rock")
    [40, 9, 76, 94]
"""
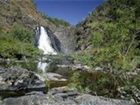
[57, 64, 90, 71]
[48, 87, 79, 100]
[77, 94, 134, 105]
[46, 73, 67, 82]
[2, 89, 134, 105]
[0, 67, 46, 97]
[95, 67, 103, 71]
[0, 97, 3, 105]
[53, 26, 76, 54]
[0, 0, 10, 4]
[3, 94, 49, 105]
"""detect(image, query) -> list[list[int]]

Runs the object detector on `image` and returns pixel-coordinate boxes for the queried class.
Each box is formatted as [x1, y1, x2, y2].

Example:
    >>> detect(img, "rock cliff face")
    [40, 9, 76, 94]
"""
[53, 26, 76, 53]
[0, 0, 45, 30]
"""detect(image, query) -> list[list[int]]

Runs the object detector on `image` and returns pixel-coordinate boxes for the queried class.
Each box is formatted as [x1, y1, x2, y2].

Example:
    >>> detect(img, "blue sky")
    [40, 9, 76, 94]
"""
[34, 0, 105, 25]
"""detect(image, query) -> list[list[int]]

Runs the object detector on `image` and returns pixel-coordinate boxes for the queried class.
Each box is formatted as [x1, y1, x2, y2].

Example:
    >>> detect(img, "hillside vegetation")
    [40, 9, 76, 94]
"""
[42, 14, 70, 27]
[69, 0, 140, 102]
[75, 0, 140, 71]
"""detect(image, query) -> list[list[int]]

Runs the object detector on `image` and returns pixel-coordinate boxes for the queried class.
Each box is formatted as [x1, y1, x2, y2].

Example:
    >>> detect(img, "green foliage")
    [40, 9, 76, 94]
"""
[0, 23, 38, 59]
[75, 0, 139, 71]
[72, 1, 140, 101]
[0, 37, 38, 58]
[69, 71, 119, 96]
[68, 72, 85, 92]
[9, 23, 33, 43]
[42, 14, 70, 27]
[68, 70, 140, 100]
[72, 51, 94, 67]
[45, 79, 50, 92]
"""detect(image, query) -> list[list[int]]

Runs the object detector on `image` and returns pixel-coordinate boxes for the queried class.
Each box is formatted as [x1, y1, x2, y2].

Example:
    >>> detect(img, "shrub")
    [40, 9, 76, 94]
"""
[0, 38, 38, 59]
[68, 70, 140, 101]
[0, 23, 38, 59]
[9, 23, 33, 43]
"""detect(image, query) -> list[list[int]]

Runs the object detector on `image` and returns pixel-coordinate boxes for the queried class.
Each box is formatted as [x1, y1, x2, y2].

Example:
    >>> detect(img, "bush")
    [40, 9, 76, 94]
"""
[0, 38, 38, 58]
[0, 23, 38, 59]
[68, 70, 140, 101]
[9, 23, 33, 43]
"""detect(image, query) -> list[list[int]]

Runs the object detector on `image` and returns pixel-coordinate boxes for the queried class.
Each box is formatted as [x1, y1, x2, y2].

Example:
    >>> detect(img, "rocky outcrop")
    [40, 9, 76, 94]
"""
[74, 22, 92, 51]
[0, 67, 46, 98]
[0, 67, 135, 105]
[0, 0, 58, 32]
[52, 26, 76, 54]
[2, 88, 134, 105]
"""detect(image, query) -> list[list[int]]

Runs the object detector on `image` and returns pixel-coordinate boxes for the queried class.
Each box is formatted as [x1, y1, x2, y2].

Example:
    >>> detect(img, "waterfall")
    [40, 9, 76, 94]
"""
[35, 26, 58, 72]
[38, 26, 57, 55]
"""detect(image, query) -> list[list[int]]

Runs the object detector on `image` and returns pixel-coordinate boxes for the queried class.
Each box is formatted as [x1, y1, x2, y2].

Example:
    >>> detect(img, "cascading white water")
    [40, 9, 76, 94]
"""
[37, 59, 48, 73]
[37, 26, 57, 72]
[38, 26, 57, 55]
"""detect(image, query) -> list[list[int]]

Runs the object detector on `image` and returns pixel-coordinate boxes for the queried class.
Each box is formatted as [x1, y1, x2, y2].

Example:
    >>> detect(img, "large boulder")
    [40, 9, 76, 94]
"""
[0, 67, 46, 98]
